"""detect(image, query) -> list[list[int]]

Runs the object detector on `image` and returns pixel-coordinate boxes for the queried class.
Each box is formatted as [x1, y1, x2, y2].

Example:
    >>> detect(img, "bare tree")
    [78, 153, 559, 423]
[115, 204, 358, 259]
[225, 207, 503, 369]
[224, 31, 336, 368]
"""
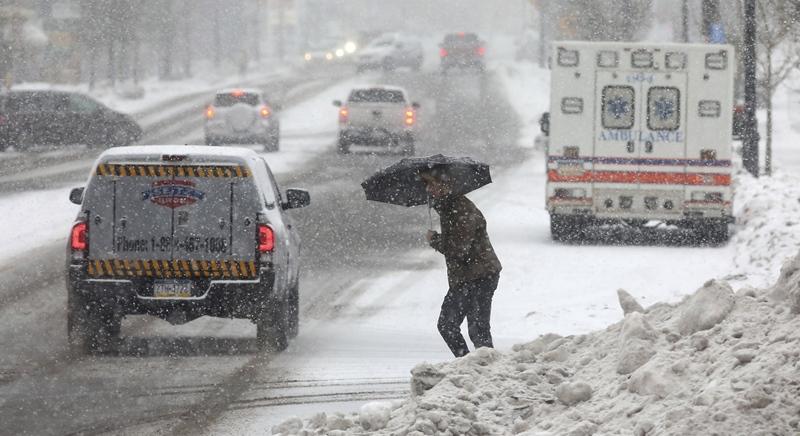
[753, 0, 800, 175]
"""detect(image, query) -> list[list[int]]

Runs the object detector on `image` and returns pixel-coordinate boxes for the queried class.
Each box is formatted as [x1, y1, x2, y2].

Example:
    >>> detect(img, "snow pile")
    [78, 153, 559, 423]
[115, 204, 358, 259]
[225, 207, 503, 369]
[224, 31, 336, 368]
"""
[272, 253, 800, 435]
[732, 170, 800, 288]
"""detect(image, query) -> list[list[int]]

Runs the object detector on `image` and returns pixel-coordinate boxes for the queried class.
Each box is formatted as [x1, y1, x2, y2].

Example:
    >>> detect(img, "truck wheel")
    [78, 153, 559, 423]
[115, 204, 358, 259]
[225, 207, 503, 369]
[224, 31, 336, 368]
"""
[68, 292, 120, 355]
[287, 283, 299, 338]
[337, 135, 350, 154]
[401, 137, 415, 156]
[263, 136, 279, 152]
[550, 215, 585, 242]
[256, 298, 288, 352]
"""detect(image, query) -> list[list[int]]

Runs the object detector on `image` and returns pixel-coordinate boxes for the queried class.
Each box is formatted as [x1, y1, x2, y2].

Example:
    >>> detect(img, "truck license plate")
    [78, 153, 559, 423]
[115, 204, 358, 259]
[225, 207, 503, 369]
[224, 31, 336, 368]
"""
[153, 281, 192, 298]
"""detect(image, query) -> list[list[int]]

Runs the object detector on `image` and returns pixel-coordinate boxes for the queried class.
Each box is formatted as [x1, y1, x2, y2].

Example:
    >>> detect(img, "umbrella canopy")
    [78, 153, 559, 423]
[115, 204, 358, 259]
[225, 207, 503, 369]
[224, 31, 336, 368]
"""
[361, 154, 491, 207]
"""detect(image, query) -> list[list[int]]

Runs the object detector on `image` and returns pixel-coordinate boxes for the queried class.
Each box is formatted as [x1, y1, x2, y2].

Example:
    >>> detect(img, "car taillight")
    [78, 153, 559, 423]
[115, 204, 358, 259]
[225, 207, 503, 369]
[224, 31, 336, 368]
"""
[440, 48, 448, 58]
[260, 105, 271, 118]
[205, 105, 215, 119]
[476, 46, 486, 56]
[258, 224, 274, 253]
[339, 107, 349, 123]
[71, 222, 87, 251]
[405, 108, 415, 126]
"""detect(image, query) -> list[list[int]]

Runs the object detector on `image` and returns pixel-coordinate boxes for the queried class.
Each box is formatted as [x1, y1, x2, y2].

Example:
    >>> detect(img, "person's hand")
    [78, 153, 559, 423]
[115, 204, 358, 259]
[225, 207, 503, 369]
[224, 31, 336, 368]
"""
[426, 230, 438, 242]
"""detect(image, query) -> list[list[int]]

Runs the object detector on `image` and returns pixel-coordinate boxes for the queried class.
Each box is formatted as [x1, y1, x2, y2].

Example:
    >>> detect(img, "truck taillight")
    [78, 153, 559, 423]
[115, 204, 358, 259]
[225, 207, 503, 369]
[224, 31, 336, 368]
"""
[476, 46, 486, 56]
[70, 222, 87, 251]
[339, 107, 349, 123]
[257, 224, 274, 253]
[259, 105, 271, 118]
[405, 108, 415, 126]
[205, 105, 215, 119]
[440, 48, 448, 58]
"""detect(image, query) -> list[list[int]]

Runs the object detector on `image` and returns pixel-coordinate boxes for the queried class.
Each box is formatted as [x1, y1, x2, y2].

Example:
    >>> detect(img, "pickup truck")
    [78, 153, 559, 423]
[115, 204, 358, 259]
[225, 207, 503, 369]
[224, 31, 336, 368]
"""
[333, 86, 420, 155]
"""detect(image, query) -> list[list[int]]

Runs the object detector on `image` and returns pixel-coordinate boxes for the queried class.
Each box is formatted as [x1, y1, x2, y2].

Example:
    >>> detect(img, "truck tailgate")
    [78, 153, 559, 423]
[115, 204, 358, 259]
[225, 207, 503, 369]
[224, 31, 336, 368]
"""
[86, 163, 259, 279]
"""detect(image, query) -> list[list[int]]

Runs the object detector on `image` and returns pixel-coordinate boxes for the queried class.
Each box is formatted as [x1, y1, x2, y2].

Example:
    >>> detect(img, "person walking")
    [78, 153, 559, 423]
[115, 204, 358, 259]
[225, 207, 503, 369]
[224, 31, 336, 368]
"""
[420, 167, 502, 358]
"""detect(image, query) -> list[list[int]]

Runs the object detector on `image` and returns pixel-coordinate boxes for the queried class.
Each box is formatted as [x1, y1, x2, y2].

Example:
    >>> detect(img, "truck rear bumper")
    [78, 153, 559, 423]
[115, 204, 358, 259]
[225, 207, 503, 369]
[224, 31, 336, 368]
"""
[67, 264, 276, 319]
[340, 128, 413, 145]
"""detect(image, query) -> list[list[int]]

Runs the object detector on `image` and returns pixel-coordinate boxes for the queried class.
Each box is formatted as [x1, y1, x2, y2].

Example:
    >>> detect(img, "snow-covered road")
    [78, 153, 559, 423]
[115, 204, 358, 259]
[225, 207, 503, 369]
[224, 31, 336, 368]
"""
[0, 38, 796, 436]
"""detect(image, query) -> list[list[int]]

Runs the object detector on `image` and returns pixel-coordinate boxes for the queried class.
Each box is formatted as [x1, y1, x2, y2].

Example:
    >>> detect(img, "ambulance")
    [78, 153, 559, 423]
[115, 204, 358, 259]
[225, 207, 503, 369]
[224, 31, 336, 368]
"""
[546, 41, 734, 242]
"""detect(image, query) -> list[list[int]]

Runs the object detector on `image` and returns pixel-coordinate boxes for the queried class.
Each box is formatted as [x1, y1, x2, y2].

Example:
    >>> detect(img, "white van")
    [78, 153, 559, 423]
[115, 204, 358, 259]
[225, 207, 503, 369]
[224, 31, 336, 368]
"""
[66, 146, 309, 353]
[546, 41, 734, 243]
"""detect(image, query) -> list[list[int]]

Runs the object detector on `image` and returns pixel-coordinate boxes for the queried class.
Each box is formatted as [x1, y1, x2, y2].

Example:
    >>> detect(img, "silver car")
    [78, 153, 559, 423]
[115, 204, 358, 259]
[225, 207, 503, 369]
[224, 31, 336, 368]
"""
[204, 88, 281, 151]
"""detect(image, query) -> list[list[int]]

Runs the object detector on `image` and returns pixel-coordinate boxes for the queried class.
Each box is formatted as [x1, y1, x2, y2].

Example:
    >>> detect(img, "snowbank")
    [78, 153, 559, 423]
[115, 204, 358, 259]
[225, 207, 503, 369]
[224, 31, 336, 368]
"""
[272, 253, 800, 435]
[731, 169, 800, 288]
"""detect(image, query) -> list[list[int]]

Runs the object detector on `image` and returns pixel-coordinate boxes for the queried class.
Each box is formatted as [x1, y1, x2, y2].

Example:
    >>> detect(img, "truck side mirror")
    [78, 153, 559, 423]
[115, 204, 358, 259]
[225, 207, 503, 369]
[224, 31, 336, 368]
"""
[283, 189, 310, 210]
[332, 100, 342, 107]
[539, 112, 550, 136]
[69, 187, 85, 205]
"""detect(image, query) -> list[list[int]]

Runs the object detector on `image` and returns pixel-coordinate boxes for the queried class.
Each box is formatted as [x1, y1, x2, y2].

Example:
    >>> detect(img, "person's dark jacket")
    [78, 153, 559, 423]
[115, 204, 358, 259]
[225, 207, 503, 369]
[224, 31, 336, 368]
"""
[429, 195, 502, 287]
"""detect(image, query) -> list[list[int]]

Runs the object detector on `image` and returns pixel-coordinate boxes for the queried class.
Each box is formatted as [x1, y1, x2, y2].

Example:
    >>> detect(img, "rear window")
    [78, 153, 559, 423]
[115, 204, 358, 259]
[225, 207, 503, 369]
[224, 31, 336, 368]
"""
[214, 93, 260, 107]
[348, 89, 406, 103]
[443, 33, 479, 46]
[5, 92, 68, 112]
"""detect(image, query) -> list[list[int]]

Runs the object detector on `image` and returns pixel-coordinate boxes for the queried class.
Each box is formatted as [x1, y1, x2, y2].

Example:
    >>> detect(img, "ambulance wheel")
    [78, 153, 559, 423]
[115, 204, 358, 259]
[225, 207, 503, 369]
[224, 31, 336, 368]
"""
[256, 297, 288, 352]
[694, 219, 729, 245]
[550, 215, 585, 242]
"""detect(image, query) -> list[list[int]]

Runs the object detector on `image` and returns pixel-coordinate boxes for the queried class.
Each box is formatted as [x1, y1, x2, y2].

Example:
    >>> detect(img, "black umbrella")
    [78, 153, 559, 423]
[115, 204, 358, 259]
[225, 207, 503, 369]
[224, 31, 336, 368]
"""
[361, 154, 492, 207]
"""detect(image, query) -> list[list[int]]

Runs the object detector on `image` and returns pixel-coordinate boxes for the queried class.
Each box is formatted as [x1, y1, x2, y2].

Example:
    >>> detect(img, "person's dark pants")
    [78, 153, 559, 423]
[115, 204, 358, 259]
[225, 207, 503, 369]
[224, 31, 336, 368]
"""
[437, 273, 499, 357]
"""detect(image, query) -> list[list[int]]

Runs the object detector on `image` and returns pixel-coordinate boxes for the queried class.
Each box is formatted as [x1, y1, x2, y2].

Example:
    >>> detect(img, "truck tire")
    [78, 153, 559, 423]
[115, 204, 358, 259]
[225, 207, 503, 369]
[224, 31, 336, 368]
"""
[287, 283, 299, 338]
[401, 137, 415, 156]
[337, 134, 350, 154]
[68, 292, 120, 355]
[550, 215, 585, 242]
[263, 136, 279, 152]
[256, 297, 288, 352]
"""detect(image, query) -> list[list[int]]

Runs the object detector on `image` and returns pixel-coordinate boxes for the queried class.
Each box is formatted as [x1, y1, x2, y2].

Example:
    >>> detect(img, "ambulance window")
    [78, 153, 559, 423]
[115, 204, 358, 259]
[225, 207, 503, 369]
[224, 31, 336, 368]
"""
[647, 87, 681, 131]
[705, 51, 728, 70]
[601, 86, 635, 129]
[631, 50, 653, 68]
[698, 100, 721, 117]
[597, 51, 618, 68]
[561, 97, 583, 114]
[665, 52, 687, 69]
[557, 48, 579, 67]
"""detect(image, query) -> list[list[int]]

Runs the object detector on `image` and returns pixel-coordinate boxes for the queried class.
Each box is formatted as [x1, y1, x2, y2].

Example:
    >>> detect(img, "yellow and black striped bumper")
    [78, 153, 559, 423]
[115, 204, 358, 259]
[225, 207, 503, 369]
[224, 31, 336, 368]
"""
[86, 259, 258, 279]
[95, 164, 251, 178]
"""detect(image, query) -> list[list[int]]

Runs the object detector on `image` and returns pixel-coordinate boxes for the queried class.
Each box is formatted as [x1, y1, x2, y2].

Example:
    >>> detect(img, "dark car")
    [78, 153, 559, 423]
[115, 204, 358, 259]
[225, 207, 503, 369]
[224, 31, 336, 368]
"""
[0, 90, 142, 151]
[439, 32, 485, 74]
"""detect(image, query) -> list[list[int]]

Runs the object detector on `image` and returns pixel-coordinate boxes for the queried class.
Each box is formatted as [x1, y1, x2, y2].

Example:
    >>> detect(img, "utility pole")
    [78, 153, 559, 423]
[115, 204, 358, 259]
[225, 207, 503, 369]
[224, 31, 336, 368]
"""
[253, 0, 261, 64]
[742, 0, 759, 177]
[213, 7, 221, 69]
[681, 0, 689, 42]
[276, 0, 285, 61]
[538, 0, 546, 68]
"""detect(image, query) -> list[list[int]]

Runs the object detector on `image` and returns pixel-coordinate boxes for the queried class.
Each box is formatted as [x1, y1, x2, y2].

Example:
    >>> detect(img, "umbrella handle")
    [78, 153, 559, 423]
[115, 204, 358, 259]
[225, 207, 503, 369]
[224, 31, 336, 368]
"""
[428, 194, 434, 231]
